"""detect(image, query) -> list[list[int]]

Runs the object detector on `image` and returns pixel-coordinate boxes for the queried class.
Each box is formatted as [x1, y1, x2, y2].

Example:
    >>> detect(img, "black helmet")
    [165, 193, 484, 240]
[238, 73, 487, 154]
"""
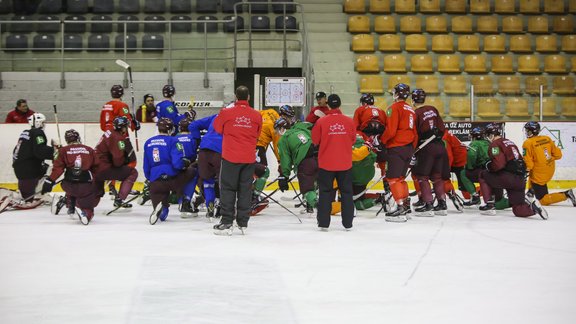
[273, 117, 292, 132]
[469, 127, 484, 140]
[360, 93, 374, 105]
[64, 129, 81, 144]
[178, 117, 193, 132]
[113, 116, 130, 131]
[392, 83, 411, 100]
[111, 85, 124, 98]
[411, 88, 426, 104]
[279, 105, 295, 118]
[524, 121, 541, 138]
[157, 117, 174, 134]
[162, 84, 175, 97]
[484, 123, 502, 137]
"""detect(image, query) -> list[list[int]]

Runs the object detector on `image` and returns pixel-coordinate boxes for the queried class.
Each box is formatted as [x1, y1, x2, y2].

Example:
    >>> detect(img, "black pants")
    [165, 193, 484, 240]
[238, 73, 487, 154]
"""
[317, 168, 354, 229]
[219, 159, 255, 227]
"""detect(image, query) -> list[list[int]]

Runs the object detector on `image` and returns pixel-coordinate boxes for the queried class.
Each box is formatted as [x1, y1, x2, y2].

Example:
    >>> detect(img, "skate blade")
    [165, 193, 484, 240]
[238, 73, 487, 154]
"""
[480, 210, 497, 216]
[213, 228, 233, 236]
[414, 211, 434, 217]
[434, 210, 448, 216]
[385, 215, 408, 223]
[180, 212, 198, 219]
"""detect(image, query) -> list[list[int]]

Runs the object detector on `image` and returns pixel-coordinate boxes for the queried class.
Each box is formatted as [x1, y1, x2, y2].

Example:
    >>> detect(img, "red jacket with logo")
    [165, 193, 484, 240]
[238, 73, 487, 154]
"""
[5, 108, 35, 123]
[311, 109, 356, 171]
[100, 100, 135, 132]
[380, 100, 417, 149]
[305, 105, 330, 124]
[213, 100, 262, 163]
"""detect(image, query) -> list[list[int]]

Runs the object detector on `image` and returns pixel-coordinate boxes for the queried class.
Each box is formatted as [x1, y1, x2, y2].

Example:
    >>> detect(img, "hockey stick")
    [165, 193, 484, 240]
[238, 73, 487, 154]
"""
[289, 181, 305, 206]
[254, 189, 302, 223]
[53, 105, 62, 145]
[115, 59, 139, 151]
[0, 180, 62, 214]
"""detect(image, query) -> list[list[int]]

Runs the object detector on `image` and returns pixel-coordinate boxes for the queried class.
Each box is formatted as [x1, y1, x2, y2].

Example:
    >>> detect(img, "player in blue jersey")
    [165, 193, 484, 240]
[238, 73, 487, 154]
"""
[174, 114, 200, 217]
[155, 85, 180, 132]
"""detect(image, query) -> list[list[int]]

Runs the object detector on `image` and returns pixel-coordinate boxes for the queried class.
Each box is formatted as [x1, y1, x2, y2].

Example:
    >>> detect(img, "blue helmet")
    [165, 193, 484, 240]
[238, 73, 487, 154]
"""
[392, 83, 410, 100]
[524, 121, 540, 137]
[411, 88, 426, 104]
[360, 93, 374, 105]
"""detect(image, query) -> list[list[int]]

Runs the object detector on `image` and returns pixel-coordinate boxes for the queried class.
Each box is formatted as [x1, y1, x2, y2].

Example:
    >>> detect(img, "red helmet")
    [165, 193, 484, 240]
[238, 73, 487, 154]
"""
[111, 85, 124, 98]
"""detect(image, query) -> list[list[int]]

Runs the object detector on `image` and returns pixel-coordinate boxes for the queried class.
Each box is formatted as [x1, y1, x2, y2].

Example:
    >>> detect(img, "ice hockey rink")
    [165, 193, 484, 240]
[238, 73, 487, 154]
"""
[1, 192, 575, 324]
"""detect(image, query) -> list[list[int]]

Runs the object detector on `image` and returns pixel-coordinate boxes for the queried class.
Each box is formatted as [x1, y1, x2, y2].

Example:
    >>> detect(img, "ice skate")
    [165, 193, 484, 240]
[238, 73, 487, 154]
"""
[138, 181, 151, 205]
[463, 194, 481, 207]
[150, 204, 169, 225]
[67, 197, 76, 218]
[318, 227, 329, 232]
[179, 199, 197, 218]
[51, 195, 66, 215]
[479, 201, 496, 216]
[529, 199, 548, 220]
[412, 199, 425, 208]
[434, 199, 448, 216]
[206, 201, 215, 222]
[414, 202, 434, 217]
[385, 203, 409, 222]
[108, 184, 118, 200]
[75, 207, 90, 225]
[114, 197, 132, 209]
[565, 189, 576, 207]
[213, 222, 234, 236]
[236, 222, 247, 235]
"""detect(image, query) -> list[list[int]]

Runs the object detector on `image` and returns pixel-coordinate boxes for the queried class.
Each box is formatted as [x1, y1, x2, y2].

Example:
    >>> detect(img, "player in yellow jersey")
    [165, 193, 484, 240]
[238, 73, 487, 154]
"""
[522, 122, 576, 206]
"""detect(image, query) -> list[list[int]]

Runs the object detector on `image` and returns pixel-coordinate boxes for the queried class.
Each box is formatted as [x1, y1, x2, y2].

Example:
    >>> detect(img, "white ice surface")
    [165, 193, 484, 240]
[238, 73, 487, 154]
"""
[1, 192, 576, 324]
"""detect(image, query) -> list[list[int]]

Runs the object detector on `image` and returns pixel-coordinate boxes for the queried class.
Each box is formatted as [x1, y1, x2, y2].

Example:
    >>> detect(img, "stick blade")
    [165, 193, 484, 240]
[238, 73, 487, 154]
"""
[115, 59, 130, 69]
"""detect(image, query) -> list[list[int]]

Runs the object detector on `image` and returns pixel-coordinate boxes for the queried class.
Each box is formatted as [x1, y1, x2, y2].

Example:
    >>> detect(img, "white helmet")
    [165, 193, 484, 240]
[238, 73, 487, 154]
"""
[28, 113, 46, 129]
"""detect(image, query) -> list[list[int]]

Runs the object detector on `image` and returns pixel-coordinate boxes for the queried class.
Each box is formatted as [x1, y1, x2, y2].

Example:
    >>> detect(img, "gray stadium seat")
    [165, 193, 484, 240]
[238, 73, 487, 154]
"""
[37, 0, 62, 14]
[197, 16, 218, 33]
[275, 15, 298, 32]
[246, 0, 268, 13]
[170, 15, 192, 33]
[142, 34, 164, 51]
[196, 0, 218, 13]
[93, 0, 114, 14]
[64, 15, 86, 33]
[38, 15, 60, 33]
[91, 15, 112, 33]
[144, 15, 166, 33]
[5, 34, 28, 51]
[145, 0, 166, 13]
[114, 34, 137, 52]
[222, 0, 243, 13]
[66, 0, 88, 14]
[223, 15, 244, 33]
[10, 16, 34, 33]
[33, 33, 55, 51]
[118, 0, 140, 14]
[63, 34, 82, 51]
[117, 15, 139, 33]
[272, 0, 296, 14]
[170, 0, 191, 13]
[0, 0, 13, 15]
[251, 16, 270, 32]
[88, 34, 110, 51]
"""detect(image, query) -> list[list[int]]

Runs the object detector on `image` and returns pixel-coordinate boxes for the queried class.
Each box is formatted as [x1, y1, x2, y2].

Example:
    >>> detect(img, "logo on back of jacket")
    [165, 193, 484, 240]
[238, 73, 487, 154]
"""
[329, 123, 346, 135]
[234, 116, 252, 128]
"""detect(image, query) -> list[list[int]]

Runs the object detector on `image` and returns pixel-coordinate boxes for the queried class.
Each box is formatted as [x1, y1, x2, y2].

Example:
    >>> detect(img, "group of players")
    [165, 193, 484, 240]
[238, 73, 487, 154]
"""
[6, 82, 576, 228]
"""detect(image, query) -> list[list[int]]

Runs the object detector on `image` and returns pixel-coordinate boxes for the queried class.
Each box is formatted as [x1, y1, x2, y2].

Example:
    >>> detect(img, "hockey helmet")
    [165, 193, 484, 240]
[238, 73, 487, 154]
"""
[184, 108, 197, 121]
[178, 116, 193, 132]
[469, 127, 484, 141]
[484, 123, 502, 137]
[363, 119, 385, 136]
[524, 121, 541, 138]
[113, 116, 130, 131]
[111, 85, 124, 98]
[162, 84, 176, 98]
[273, 117, 292, 135]
[157, 117, 174, 134]
[279, 105, 296, 119]
[392, 83, 410, 101]
[28, 113, 46, 129]
[360, 93, 374, 105]
[411, 88, 426, 104]
[64, 129, 81, 144]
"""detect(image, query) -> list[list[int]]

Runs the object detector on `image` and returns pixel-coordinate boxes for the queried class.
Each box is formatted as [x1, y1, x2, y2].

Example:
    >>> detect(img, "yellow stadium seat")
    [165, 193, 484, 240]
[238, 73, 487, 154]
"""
[491, 55, 514, 73]
[415, 75, 439, 94]
[525, 76, 549, 94]
[444, 75, 467, 94]
[544, 55, 567, 73]
[449, 97, 471, 118]
[471, 0, 491, 14]
[534, 98, 557, 117]
[544, 0, 565, 14]
[502, 16, 523, 34]
[356, 54, 380, 73]
[351, 34, 375, 52]
[505, 98, 530, 117]
[400, 16, 421, 34]
[510, 35, 533, 53]
[483, 35, 506, 53]
[528, 17, 549, 34]
[445, 0, 466, 13]
[426, 16, 447, 33]
[360, 75, 384, 94]
[571, 0, 576, 13]
[374, 16, 395, 33]
[425, 97, 444, 114]
[572, 57, 576, 72]
[387, 75, 411, 92]
[383, 54, 406, 72]
[553, 16, 574, 34]
[438, 55, 461, 73]
[477, 98, 501, 118]
[451, 16, 473, 34]
[373, 96, 388, 109]
[395, 0, 416, 13]
[553, 76, 575, 94]
[458, 35, 480, 53]
[420, 0, 441, 13]
[562, 35, 576, 52]
[536, 35, 558, 53]
[498, 76, 521, 94]
[378, 34, 401, 52]
[369, 0, 391, 13]
[432, 35, 454, 53]
[471, 75, 494, 94]
[477, 16, 498, 34]
[520, 0, 540, 14]
[518, 55, 541, 73]
[410, 55, 433, 73]
[405, 34, 428, 52]
[561, 97, 576, 116]
[464, 55, 487, 73]
[348, 16, 371, 33]
[495, 0, 515, 14]
[344, 0, 366, 13]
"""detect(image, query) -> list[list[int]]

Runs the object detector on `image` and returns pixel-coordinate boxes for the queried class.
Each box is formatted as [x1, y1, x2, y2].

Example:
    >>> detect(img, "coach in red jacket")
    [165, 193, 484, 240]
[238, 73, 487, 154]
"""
[5, 99, 35, 123]
[213, 86, 263, 234]
[312, 94, 356, 231]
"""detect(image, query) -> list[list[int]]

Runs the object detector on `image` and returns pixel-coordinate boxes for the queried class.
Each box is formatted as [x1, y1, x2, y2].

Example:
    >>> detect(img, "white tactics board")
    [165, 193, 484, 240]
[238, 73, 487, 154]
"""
[265, 77, 306, 107]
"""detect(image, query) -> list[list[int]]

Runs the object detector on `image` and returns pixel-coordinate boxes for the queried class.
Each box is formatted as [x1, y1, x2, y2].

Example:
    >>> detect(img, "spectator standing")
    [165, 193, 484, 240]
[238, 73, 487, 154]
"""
[5, 99, 35, 123]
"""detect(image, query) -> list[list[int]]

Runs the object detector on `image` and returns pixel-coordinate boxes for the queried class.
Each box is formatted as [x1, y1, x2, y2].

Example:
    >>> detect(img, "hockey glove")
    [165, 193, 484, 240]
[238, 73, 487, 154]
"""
[131, 114, 141, 131]
[51, 139, 62, 149]
[278, 176, 289, 192]
[182, 158, 192, 169]
[41, 177, 55, 194]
